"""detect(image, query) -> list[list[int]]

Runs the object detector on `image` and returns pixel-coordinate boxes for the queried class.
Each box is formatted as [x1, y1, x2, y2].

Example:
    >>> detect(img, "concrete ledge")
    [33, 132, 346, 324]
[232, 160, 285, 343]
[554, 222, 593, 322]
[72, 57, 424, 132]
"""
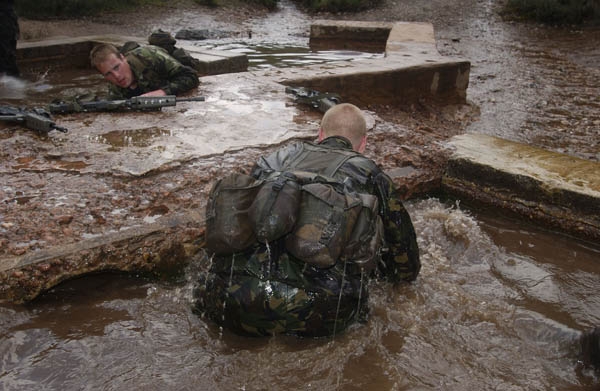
[275, 20, 470, 106]
[277, 60, 470, 106]
[443, 134, 600, 242]
[178, 42, 248, 76]
[17, 35, 248, 75]
[310, 20, 392, 51]
[0, 212, 204, 303]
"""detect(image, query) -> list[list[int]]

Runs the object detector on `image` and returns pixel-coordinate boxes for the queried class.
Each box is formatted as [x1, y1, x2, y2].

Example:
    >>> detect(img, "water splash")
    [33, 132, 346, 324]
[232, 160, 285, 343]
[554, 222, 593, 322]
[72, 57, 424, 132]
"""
[332, 259, 348, 340]
[0, 75, 27, 100]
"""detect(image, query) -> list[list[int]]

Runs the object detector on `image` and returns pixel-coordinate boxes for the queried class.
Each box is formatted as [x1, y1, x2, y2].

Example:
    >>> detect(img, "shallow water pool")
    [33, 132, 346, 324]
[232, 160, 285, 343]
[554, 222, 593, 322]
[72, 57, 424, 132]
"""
[1, 198, 598, 390]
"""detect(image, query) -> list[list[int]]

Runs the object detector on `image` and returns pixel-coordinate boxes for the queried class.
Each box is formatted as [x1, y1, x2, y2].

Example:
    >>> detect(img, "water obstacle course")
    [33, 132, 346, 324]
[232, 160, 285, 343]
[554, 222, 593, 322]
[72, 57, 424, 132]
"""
[1, 21, 597, 303]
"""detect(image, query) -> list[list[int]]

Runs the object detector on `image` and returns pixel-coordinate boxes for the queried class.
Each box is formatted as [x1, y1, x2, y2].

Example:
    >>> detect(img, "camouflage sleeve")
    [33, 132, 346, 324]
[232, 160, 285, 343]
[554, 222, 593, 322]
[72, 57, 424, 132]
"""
[149, 48, 199, 95]
[107, 84, 128, 100]
[373, 172, 421, 283]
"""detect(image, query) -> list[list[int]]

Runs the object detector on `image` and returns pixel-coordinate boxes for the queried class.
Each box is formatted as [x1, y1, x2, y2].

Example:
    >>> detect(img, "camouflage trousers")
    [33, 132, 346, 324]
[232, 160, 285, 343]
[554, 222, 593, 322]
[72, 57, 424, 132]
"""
[193, 244, 369, 337]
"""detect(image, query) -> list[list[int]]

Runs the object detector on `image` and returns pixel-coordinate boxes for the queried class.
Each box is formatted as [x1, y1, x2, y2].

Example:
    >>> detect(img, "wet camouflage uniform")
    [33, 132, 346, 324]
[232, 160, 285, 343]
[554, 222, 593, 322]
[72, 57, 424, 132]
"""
[0, 0, 20, 76]
[108, 45, 199, 99]
[195, 136, 420, 337]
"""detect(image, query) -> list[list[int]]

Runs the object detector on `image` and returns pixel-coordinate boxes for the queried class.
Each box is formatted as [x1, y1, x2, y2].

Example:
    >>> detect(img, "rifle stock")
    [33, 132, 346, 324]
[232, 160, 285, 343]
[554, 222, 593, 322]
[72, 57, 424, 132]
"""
[0, 107, 67, 134]
[285, 87, 340, 113]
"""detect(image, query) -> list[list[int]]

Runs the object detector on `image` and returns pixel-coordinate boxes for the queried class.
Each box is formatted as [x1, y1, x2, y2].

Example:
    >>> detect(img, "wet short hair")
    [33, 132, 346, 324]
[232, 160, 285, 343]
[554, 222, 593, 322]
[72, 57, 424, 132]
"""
[90, 43, 121, 69]
[320, 103, 367, 148]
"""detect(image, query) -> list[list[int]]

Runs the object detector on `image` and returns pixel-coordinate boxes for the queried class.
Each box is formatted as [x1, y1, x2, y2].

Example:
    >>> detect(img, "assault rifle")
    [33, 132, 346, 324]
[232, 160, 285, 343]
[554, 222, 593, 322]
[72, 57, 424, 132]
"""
[0, 106, 68, 134]
[48, 95, 206, 114]
[285, 86, 340, 113]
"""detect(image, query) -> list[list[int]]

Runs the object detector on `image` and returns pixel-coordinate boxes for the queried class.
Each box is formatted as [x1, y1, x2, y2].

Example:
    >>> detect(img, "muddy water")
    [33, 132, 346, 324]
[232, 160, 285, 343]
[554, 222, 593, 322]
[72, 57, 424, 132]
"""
[1, 199, 598, 390]
[434, 1, 600, 161]
[2, 0, 600, 389]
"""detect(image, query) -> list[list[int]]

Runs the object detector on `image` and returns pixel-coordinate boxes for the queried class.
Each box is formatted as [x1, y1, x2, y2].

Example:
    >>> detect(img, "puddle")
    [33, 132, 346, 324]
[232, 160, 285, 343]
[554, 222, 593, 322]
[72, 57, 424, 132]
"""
[190, 42, 384, 69]
[92, 127, 172, 149]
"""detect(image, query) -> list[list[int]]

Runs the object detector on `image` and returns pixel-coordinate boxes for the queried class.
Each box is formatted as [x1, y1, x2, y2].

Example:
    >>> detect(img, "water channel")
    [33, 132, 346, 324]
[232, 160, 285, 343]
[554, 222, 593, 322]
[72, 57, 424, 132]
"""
[1, 200, 598, 389]
[1, 0, 599, 389]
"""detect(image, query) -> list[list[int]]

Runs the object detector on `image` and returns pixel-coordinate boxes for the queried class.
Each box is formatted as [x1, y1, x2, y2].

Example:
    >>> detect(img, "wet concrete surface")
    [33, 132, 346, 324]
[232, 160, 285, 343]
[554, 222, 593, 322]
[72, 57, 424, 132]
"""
[444, 133, 600, 242]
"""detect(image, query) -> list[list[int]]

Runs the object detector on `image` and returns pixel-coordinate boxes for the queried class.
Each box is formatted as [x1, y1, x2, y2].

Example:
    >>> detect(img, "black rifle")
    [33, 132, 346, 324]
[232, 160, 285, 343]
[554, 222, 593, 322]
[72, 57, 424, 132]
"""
[48, 95, 206, 114]
[0, 106, 68, 133]
[285, 86, 340, 113]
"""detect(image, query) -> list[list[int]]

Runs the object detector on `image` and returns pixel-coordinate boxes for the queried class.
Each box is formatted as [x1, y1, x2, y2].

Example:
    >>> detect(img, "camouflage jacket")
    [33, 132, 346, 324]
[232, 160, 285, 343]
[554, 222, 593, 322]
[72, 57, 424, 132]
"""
[108, 46, 199, 99]
[252, 136, 421, 282]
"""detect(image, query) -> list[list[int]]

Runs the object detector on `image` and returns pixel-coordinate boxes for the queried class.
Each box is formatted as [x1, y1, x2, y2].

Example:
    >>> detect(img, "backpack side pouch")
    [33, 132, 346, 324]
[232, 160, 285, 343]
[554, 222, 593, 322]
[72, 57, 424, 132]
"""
[249, 171, 301, 244]
[205, 173, 263, 255]
[285, 182, 362, 268]
[341, 193, 383, 272]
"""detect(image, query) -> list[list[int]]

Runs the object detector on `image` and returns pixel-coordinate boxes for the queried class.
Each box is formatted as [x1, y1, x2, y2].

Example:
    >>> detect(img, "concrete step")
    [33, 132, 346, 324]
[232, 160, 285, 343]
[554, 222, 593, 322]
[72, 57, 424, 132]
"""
[264, 20, 470, 106]
[443, 134, 600, 242]
[16, 35, 248, 75]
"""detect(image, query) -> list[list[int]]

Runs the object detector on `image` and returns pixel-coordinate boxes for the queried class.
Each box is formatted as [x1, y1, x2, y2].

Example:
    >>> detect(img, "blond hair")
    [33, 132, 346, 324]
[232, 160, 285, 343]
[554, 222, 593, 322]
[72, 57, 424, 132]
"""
[320, 103, 367, 149]
[89, 43, 120, 69]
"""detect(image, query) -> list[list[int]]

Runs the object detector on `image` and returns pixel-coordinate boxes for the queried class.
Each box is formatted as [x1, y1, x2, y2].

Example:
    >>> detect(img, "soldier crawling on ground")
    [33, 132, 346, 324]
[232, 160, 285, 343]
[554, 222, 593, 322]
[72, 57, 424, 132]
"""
[89, 42, 199, 99]
[194, 103, 421, 337]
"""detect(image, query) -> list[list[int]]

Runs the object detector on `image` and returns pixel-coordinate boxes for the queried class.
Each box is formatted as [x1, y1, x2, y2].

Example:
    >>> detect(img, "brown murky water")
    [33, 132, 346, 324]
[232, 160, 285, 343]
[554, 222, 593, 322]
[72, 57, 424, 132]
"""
[1, 0, 599, 389]
[433, 0, 600, 161]
[1, 200, 599, 390]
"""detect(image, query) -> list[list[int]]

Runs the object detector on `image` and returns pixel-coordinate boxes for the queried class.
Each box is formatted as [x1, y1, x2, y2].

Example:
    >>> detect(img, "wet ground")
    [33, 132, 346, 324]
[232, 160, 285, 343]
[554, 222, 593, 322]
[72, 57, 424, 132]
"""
[1, 0, 600, 389]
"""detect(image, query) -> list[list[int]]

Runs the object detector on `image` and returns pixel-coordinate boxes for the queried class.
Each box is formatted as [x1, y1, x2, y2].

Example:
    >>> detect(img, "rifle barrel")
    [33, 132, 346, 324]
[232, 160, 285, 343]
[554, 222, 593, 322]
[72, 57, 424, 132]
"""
[0, 115, 20, 122]
[176, 96, 206, 102]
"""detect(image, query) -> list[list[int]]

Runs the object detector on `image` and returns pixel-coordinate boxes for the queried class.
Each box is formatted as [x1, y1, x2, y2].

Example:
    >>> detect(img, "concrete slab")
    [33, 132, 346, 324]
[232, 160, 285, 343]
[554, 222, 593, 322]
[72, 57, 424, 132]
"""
[443, 133, 600, 242]
[278, 20, 470, 105]
[17, 35, 248, 75]
[0, 211, 204, 303]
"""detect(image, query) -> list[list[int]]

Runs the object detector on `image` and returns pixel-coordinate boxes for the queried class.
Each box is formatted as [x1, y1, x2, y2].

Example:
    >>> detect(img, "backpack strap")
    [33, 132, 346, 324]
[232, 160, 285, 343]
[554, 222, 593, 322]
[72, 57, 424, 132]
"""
[283, 143, 359, 179]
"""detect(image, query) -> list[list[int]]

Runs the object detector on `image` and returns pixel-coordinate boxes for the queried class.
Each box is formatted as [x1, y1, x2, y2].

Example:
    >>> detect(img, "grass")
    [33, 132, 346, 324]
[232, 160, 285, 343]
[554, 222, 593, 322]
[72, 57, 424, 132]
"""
[295, 0, 381, 12]
[502, 0, 600, 26]
[193, 0, 279, 9]
[15, 0, 145, 18]
[15, 0, 281, 18]
[15, 0, 381, 18]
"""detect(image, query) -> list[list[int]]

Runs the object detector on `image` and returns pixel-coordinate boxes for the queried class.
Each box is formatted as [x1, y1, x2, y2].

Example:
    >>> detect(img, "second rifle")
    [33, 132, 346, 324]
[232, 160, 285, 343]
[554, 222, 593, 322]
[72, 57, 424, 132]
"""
[48, 95, 206, 114]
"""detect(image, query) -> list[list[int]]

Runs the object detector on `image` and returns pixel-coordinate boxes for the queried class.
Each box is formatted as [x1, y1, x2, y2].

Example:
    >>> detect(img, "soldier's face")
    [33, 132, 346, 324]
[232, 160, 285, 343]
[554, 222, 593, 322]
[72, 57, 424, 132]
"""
[97, 53, 134, 89]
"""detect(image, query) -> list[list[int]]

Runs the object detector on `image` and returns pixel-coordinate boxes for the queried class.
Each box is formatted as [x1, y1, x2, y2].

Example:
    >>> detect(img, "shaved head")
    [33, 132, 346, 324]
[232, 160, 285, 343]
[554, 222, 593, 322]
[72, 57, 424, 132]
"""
[320, 103, 367, 151]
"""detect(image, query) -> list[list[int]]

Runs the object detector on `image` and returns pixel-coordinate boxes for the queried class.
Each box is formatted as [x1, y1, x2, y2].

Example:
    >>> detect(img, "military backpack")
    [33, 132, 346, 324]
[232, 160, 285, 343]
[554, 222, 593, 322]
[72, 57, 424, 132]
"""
[205, 146, 384, 272]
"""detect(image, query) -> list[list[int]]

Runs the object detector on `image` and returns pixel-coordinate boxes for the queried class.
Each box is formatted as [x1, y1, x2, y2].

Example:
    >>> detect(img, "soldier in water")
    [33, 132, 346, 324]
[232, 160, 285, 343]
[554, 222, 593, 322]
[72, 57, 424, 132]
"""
[195, 103, 421, 337]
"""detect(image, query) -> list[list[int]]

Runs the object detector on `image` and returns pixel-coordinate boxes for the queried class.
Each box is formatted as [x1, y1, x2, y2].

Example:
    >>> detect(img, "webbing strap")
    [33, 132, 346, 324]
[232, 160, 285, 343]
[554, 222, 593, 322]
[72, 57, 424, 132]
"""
[284, 143, 358, 179]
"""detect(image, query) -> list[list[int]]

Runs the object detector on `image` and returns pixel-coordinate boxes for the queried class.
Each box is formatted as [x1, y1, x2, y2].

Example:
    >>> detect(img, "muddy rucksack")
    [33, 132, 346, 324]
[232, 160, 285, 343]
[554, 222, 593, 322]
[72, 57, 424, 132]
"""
[148, 29, 176, 53]
[205, 169, 383, 272]
[282, 176, 364, 268]
[148, 29, 202, 72]
[205, 172, 262, 255]
[205, 170, 304, 254]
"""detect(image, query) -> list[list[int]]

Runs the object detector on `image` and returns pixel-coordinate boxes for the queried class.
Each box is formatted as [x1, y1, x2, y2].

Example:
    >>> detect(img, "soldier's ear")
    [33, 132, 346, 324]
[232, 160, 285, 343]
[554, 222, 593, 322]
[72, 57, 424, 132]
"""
[317, 127, 325, 142]
[357, 135, 367, 153]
